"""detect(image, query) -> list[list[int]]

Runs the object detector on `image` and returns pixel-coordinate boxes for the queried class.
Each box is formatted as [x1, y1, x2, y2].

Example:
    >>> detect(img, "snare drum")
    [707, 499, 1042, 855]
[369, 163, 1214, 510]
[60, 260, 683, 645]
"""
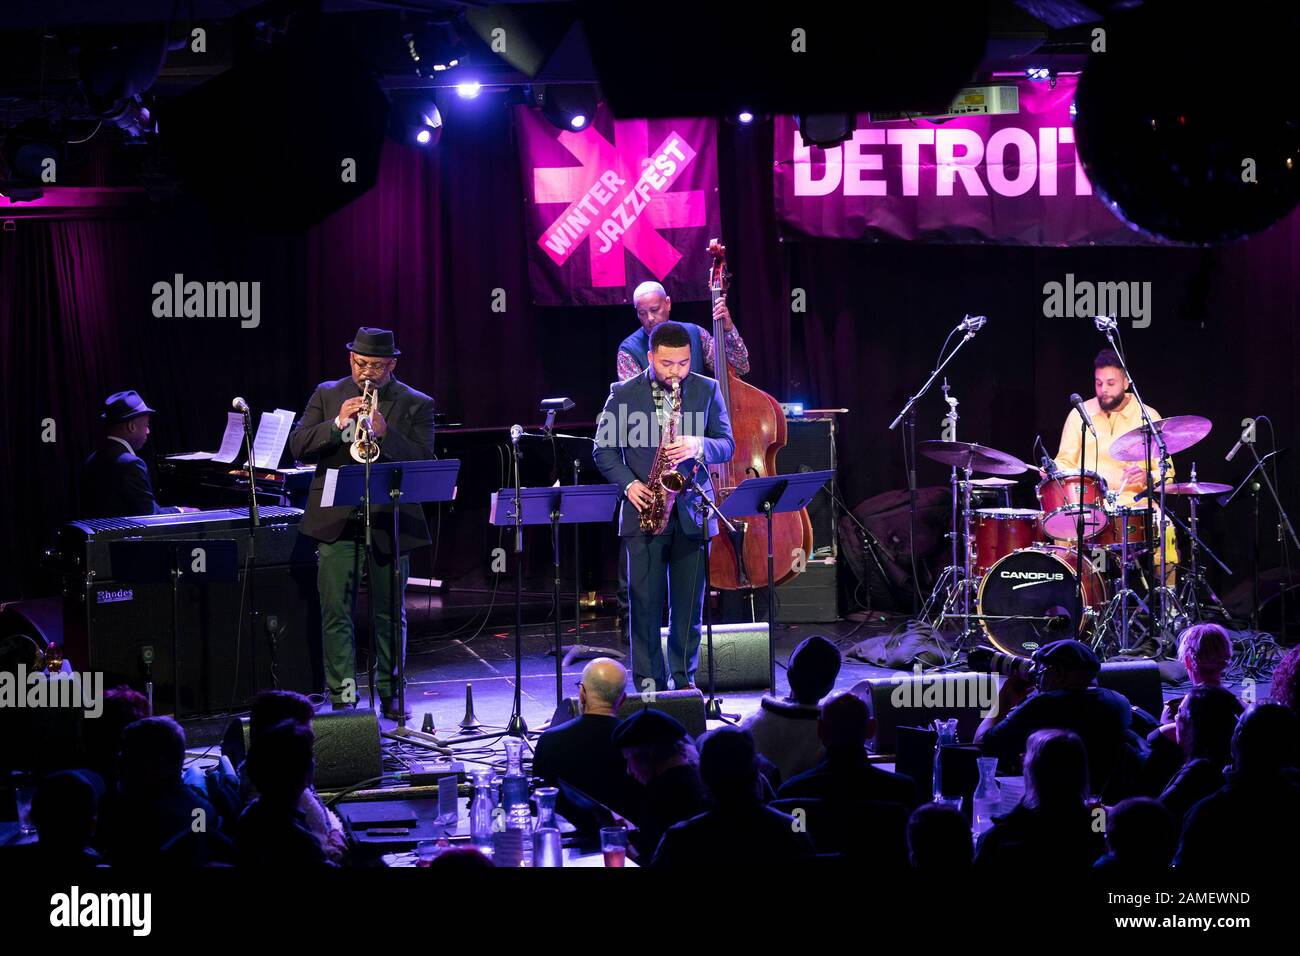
[971, 509, 1045, 576]
[1037, 470, 1108, 540]
[1093, 507, 1150, 552]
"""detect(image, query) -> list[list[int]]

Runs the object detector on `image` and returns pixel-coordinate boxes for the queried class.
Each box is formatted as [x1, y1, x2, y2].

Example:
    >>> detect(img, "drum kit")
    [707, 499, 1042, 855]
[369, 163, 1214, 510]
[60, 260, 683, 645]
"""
[917, 415, 1234, 661]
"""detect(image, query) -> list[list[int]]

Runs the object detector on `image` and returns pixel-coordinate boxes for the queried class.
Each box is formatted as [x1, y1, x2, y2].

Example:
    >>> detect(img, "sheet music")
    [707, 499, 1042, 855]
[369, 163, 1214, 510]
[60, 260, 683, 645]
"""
[167, 412, 245, 462]
[321, 468, 339, 508]
[251, 408, 296, 470]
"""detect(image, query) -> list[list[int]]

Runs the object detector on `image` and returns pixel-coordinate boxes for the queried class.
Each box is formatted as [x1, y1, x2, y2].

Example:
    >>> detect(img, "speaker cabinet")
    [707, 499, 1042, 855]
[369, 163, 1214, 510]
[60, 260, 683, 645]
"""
[223, 708, 382, 791]
[659, 622, 770, 691]
[65, 565, 322, 718]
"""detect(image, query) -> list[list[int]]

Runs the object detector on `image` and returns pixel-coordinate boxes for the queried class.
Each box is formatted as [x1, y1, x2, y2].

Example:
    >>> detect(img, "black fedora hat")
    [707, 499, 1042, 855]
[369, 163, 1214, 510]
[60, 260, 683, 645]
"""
[101, 390, 157, 423]
[346, 327, 401, 357]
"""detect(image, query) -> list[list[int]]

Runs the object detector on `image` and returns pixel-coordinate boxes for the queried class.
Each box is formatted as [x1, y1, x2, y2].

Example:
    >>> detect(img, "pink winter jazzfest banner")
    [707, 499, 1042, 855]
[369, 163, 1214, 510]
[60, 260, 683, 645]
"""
[774, 76, 1155, 245]
[516, 105, 721, 306]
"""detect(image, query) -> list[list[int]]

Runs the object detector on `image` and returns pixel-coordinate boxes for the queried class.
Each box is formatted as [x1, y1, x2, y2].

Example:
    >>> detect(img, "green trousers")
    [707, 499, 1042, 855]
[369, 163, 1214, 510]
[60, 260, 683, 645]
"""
[317, 538, 410, 703]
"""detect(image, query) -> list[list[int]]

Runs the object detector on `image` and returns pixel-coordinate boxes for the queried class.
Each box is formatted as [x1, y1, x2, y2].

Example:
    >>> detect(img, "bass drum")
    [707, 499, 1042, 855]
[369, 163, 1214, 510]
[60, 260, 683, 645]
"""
[977, 546, 1110, 657]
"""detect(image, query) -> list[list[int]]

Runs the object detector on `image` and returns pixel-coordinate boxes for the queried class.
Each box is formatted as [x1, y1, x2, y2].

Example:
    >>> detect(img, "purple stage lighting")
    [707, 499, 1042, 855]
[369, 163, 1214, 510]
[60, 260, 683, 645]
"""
[456, 81, 482, 99]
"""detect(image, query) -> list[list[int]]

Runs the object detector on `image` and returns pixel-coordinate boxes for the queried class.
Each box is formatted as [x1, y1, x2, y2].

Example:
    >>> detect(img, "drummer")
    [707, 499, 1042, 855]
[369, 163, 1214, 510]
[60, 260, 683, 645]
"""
[1049, 348, 1178, 572]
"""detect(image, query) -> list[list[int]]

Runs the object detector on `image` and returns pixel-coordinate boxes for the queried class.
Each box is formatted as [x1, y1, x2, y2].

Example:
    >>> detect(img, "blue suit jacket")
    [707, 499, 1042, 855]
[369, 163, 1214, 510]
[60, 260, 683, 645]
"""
[593, 370, 734, 537]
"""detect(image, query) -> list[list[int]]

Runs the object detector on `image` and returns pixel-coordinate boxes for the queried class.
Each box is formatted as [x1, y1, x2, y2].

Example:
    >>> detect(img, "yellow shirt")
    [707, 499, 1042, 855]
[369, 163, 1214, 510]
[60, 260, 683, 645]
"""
[1052, 395, 1174, 507]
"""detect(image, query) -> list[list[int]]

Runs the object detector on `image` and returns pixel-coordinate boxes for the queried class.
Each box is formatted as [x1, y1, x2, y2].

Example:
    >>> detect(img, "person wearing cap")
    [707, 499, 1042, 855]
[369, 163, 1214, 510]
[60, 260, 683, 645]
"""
[612, 708, 709, 859]
[975, 639, 1142, 800]
[80, 390, 186, 519]
[740, 635, 843, 782]
[288, 328, 436, 721]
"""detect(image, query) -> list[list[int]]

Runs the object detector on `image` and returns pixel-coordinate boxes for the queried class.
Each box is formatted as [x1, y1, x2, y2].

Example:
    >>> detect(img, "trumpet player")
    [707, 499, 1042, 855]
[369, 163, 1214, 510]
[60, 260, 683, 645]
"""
[289, 327, 436, 719]
[594, 321, 734, 692]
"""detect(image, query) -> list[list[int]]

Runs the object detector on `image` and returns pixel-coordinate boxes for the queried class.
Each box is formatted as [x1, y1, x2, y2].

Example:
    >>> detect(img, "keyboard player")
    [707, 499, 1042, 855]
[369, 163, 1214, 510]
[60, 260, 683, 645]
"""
[81, 390, 194, 519]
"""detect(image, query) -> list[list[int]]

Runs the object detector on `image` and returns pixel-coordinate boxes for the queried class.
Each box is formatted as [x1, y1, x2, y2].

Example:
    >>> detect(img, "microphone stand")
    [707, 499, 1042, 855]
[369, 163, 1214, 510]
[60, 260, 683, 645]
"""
[1222, 446, 1297, 637]
[238, 405, 269, 687]
[1098, 320, 1172, 649]
[507, 425, 527, 737]
[684, 462, 740, 721]
[889, 316, 984, 616]
[1075, 410, 1089, 645]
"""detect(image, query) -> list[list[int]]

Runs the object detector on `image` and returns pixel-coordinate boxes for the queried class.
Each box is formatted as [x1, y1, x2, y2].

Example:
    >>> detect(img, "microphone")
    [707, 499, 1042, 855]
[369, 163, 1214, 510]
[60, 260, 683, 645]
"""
[1040, 454, 1061, 479]
[1094, 315, 1118, 332]
[960, 314, 987, 333]
[232, 397, 250, 415]
[1069, 393, 1097, 437]
[1225, 430, 1249, 463]
[510, 424, 523, 443]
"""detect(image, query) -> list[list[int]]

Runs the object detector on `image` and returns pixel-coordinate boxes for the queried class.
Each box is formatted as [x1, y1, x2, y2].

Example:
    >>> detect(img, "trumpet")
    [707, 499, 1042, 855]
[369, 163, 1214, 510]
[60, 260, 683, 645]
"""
[349, 380, 381, 463]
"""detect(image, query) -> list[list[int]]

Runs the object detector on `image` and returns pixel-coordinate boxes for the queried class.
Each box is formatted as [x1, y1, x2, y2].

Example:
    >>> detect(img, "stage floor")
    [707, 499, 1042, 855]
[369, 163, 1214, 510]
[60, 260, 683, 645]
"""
[179, 586, 1277, 751]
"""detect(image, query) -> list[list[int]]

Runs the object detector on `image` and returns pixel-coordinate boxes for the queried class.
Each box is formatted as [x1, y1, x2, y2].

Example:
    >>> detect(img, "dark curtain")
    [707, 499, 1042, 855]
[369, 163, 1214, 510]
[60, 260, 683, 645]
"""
[2, 104, 1297, 607]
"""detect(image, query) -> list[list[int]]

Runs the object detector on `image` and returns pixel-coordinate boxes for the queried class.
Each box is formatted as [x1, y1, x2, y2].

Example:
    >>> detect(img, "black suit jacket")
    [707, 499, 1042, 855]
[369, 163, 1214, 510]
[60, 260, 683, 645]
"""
[80, 440, 178, 519]
[591, 370, 734, 537]
[532, 714, 644, 821]
[288, 376, 436, 553]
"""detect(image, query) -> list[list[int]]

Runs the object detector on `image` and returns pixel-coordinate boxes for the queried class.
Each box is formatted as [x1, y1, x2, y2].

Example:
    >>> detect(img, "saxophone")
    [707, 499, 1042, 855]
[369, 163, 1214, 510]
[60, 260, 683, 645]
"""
[639, 379, 688, 535]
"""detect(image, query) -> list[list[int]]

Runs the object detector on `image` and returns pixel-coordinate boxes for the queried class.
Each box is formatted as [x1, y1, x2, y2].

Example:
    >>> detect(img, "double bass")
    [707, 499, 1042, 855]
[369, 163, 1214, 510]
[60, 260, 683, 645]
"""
[704, 238, 814, 590]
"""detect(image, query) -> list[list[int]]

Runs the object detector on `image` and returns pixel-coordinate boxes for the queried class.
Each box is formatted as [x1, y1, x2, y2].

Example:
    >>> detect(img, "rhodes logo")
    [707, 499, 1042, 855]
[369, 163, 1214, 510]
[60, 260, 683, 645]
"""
[96, 588, 134, 604]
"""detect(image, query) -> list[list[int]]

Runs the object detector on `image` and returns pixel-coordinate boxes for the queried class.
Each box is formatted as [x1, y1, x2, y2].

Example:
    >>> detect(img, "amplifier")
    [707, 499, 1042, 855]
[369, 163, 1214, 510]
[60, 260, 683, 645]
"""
[775, 418, 839, 559]
[56, 507, 321, 717]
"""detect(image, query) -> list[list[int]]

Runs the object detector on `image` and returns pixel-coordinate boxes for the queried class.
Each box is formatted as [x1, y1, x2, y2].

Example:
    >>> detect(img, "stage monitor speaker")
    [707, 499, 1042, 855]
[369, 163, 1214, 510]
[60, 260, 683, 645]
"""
[551, 689, 708, 739]
[853, 673, 998, 756]
[221, 707, 382, 791]
[659, 622, 769, 691]
[1097, 660, 1163, 722]
[617, 688, 707, 738]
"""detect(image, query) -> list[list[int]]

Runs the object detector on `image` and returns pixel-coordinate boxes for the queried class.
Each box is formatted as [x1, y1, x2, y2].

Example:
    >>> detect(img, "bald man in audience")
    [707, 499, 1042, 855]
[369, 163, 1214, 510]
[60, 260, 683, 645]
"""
[532, 658, 642, 819]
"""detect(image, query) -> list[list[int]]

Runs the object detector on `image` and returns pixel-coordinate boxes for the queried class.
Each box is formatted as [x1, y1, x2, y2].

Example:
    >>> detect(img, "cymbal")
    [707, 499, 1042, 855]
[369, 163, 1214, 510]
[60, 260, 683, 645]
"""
[918, 440, 1032, 476]
[968, 477, 1019, 487]
[1159, 480, 1234, 496]
[1109, 415, 1212, 462]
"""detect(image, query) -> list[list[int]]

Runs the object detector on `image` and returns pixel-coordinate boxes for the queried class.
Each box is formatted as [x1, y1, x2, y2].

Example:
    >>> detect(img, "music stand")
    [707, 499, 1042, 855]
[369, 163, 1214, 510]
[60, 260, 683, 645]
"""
[107, 538, 238, 718]
[327, 460, 459, 729]
[721, 470, 835, 694]
[491, 484, 621, 720]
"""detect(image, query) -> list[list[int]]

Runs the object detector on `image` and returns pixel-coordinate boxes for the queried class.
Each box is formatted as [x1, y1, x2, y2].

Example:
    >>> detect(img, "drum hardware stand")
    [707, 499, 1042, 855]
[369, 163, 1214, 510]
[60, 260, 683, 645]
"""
[1094, 507, 1150, 657]
[935, 465, 982, 660]
[890, 316, 985, 615]
[1097, 315, 1175, 648]
[1166, 464, 1233, 623]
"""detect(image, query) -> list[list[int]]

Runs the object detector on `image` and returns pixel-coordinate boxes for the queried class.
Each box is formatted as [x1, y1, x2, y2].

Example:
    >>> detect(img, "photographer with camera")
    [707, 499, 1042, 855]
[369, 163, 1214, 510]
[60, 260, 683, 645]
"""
[973, 640, 1145, 801]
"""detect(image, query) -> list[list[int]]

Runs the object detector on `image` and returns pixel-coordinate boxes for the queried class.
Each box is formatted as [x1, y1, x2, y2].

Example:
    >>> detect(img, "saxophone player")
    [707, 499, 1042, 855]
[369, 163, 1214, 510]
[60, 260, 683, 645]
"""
[593, 321, 734, 692]
[288, 327, 436, 719]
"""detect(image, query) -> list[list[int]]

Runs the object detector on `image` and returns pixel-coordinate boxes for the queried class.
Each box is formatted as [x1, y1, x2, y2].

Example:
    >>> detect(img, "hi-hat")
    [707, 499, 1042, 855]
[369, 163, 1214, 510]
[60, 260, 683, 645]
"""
[919, 440, 1032, 476]
[1109, 415, 1212, 462]
[968, 477, 1019, 487]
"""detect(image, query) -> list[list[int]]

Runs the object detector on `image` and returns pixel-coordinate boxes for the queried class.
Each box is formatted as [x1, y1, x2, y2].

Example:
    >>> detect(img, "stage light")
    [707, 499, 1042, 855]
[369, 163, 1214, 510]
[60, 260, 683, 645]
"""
[404, 19, 468, 77]
[386, 95, 443, 148]
[456, 81, 482, 99]
[737, 111, 755, 124]
[794, 113, 856, 148]
[533, 84, 600, 133]
[1026, 67, 1051, 81]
